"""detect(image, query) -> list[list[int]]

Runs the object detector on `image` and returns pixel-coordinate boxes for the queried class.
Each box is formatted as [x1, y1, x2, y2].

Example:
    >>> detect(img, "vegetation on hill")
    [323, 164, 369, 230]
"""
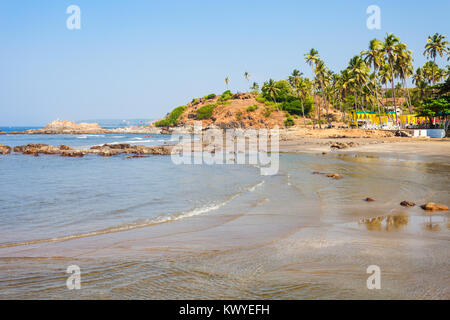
[154, 32, 449, 129]
[154, 105, 186, 127]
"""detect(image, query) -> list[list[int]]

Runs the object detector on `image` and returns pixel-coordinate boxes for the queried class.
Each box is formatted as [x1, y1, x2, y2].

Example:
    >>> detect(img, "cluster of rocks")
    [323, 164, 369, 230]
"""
[394, 130, 412, 137]
[330, 141, 359, 150]
[2, 143, 174, 158]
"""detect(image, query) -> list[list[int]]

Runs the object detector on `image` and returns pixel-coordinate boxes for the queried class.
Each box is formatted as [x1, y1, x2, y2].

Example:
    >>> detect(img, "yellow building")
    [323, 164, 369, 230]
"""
[347, 112, 428, 126]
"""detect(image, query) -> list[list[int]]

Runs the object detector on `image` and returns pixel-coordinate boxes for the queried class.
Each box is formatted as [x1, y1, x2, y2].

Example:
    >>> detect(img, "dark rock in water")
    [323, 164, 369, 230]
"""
[420, 202, 448, 211]
[103, 144, 131, 150]
[364, 197, 375, 202]
[312, 171, 322, 175]
[126, 155, 150, 159]
[400, 201, 415, 207]
[0, 144, 11, 154]
[61, 151, 84, 157]
[322, 152, 327, 155]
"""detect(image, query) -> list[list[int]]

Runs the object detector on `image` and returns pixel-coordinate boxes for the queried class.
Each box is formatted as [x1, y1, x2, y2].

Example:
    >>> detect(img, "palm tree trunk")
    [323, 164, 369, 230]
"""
[389, 59, 398, 125]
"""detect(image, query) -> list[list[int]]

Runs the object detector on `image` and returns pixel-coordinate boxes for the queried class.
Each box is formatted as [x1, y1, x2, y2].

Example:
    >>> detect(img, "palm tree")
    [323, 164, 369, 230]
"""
[250, 82, 259, 93]
[305, 48, 321, 128]
[395, 43, 414, 112]
[362, 39, 384, 121]
[381, 33, 401, 124]
[348, 56, 370, 113]
[225, 77, 230, 90]
[244, 72, 251, 91]
[413, 67, 427, 100]
[288, 69, 302, 91]
[424, 33, 450, 85]
[296, 77, 311, 127]
[264, 79, 280, 109]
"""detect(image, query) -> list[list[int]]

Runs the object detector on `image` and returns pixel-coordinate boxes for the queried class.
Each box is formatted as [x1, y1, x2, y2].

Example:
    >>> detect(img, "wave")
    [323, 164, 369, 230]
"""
[0, 179, 264, 249]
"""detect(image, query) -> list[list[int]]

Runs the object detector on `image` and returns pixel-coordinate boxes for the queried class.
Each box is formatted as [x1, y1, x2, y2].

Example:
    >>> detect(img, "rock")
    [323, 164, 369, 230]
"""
[312, 171, 322, 175]
[0, 131, 6, 134]
[420, 202, 448, 211]
[104, 144, 131, 150]
[126, 155, 149, 159]
[364, 197, 375, 202]
[0, 144, 12, 154]
[61, 151, 84, 157]
[400, 201, 415, 207]
[59, 145, 72, 150]
[322, 152, 327, 155]
[326, 173, 342, 179]
[395, 130, 412, 137]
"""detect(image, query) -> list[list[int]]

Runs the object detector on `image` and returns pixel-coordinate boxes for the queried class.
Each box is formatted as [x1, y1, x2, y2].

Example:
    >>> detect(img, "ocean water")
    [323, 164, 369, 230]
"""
[0, 131, 449, 299]
[0, 131, 262, 246]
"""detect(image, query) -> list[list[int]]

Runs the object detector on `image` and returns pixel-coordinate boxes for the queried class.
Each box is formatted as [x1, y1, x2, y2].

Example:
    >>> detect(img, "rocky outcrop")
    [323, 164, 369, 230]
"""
[0, 144, 11, 154]
[420, 202, 448, 211]
[0, 131, 6, 134]
[11, 143, 175, 157]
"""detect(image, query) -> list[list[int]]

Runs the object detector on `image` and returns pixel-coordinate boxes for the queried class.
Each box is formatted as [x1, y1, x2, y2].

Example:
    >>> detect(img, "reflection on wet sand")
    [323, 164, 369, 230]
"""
[359, 214, 409, 231]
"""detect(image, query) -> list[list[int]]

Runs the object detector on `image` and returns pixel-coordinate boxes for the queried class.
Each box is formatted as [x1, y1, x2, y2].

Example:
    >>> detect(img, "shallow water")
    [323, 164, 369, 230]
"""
[0, 133, 449, 299]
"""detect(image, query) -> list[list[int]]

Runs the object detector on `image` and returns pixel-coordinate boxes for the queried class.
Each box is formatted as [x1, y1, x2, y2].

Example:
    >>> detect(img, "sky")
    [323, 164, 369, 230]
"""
[0, 0, 449, 126]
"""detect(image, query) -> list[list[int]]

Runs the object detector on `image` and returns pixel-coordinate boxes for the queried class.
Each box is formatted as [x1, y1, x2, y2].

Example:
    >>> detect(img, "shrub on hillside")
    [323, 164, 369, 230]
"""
[246, 104, 258, 112]
[284, 116, 295, 127]
[196, 103, 217, 120]
[154, 105, 186, 127]
[205, 93, 216, 100]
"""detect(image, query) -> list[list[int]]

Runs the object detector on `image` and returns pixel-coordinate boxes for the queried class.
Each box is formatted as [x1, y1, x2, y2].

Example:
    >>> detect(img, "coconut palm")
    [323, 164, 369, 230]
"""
[381, 33, 401, 123]
[263, 79, 280, 109]
[424, 33, 450, 84]
[250, 82, 259, 93]
[225, 77, 230, 90]
[305, 49, 321, 128]
[395, 43, 414, 112]
[244, 72, 251, 91]
[288, 69, 302, 91]
[348, 55, 370, 113]
[362, 39, 384, 120]
[296, 77, 312, 127]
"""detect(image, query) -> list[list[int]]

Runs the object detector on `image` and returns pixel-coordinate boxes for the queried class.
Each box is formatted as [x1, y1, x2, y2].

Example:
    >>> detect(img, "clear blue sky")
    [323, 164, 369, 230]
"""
[1, 0, 449, 125]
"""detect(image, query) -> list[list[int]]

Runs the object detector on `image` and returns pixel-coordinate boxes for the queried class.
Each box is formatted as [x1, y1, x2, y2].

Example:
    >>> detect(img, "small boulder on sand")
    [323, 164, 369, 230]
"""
[420, 202, 448, 211]
[400, 201, 415, 207]
[364, 197, 375, 202]
[326, 173, 342, 179]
